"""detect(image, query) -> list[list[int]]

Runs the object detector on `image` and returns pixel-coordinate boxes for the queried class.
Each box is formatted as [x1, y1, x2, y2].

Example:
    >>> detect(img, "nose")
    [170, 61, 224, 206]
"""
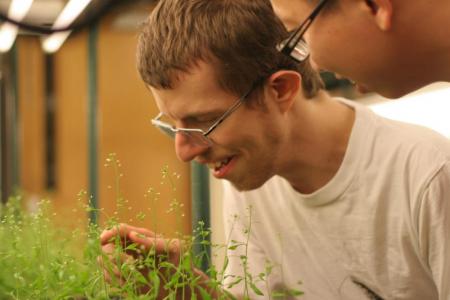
[174, 133, 210, 162]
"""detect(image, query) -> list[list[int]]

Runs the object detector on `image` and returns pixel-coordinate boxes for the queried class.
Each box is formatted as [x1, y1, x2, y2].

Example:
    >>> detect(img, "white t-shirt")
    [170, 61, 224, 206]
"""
[222, 99, 450, 300]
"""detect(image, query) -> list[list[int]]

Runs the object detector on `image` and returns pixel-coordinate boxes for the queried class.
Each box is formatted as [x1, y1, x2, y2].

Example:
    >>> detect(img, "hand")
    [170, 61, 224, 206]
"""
[99, 223, 223, 299]
[99, 223, 183, 297]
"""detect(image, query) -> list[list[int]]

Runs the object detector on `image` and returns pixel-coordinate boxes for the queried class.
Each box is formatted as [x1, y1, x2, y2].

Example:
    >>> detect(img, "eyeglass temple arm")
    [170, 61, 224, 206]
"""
[204, 98, 245, 136]
[204, 82, 259, 136]
[281, 0, 330, 55]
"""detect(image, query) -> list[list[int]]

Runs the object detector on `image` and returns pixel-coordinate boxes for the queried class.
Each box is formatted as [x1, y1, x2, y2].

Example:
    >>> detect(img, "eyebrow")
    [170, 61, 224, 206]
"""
[181, 109, 225, 121]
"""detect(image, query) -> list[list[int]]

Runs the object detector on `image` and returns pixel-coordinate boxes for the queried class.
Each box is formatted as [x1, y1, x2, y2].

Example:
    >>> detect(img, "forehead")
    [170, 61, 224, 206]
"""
[150, 61, 237, 119]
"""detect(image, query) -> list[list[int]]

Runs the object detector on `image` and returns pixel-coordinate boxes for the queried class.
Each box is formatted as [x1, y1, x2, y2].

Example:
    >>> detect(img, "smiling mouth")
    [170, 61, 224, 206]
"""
[207, 156, 233, 172]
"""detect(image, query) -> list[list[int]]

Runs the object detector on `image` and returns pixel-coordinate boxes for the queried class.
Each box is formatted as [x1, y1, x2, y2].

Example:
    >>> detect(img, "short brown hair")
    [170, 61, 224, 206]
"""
[137, 0, 323, 98]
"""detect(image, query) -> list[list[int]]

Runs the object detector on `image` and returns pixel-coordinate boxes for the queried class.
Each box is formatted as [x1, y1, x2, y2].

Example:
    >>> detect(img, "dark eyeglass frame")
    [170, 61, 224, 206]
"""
[279, 0, 331, 62]
[151, 84, 256, 146]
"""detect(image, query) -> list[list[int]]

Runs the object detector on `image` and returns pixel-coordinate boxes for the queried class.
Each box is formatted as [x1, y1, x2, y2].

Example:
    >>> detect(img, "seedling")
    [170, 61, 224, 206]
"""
[0, 154, 303, 299]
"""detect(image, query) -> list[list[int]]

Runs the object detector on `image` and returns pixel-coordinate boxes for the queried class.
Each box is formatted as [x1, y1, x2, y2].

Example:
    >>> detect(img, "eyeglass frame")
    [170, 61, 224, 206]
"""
[151, 82, 258, 146]
[151, 0, 333, 143]
[278, 0, 331, 62]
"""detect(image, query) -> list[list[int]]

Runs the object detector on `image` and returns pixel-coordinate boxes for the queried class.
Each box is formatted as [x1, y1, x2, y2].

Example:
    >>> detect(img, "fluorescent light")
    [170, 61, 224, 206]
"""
[41, 0, 92, 53]
[53, 0, 92, 28]
[0, 0, 34, 53]
[9, 0, 34, 20]
[0, 23, 19, 52]
[42, 31, 71, 53]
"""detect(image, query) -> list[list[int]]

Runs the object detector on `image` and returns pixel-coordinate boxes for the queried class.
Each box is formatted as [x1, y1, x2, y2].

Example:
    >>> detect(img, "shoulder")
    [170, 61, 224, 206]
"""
[338, 98, 450, 189]
[345, 98, 450, 161]
[374, 114, 450, 176]
[347, 97, 450, 156]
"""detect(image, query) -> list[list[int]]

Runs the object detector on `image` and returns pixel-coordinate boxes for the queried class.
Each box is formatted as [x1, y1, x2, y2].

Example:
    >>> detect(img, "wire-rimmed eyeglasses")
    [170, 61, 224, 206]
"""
[278, 0, 331, 62]
[151, 85, 256, 146]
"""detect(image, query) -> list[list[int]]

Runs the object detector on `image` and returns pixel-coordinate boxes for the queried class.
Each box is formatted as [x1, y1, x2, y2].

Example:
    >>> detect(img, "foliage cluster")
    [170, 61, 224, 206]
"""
[0, 154, 303, 299]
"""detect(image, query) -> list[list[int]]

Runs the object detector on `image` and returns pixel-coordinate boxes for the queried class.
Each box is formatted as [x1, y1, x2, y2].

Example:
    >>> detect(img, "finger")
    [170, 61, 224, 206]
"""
[100, 223, 155, 245]
[100, 243, 135, 270]
[100, 223, 134, 245]
[99, 248, 137, 287]
[98, 255, 122, 280]
[125, 225, 155, 238]
[102, 268, 112, 283]
[129, 232, 181, 256]
[101, 242, 116, 254]
[102, 268, 126, 286]
[100, 243, 125, 269]
[101, 243, 130, 261]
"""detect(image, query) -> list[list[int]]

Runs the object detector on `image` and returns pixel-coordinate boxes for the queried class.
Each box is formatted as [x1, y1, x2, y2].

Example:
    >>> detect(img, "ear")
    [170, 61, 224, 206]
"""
[364, 0, 393, 31]
[267, 70, 301, 113]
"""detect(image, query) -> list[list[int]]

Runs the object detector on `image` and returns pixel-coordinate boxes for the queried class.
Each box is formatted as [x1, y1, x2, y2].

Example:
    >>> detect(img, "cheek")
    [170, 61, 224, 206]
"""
[308, 32, 367, 81]
[306, 16, 362, 70]
[211, 126, 264, 157]
[306, 26, 346, 70]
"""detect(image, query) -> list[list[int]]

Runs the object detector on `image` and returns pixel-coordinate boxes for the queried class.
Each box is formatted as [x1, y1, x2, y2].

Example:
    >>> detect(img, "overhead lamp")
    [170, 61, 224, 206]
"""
[0, 0, 34, 53]
[42, 31, 71, 53]
[42, 0, 92, 53]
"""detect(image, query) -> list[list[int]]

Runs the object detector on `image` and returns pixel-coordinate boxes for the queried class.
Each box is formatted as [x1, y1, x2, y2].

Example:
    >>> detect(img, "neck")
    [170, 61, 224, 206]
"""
[419, 26, 450, 85]
[400, 0, 450, 84]
[277, 91, 355, 194]
[430, 41, 450, 84]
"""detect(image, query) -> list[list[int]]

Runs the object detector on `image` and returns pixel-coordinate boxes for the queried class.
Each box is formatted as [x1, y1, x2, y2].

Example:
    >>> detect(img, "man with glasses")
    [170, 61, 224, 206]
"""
[100, 0, 450, 299]
[272, 0, 450, 98]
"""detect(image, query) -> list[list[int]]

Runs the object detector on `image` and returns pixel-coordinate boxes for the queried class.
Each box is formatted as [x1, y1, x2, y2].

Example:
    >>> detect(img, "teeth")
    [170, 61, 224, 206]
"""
[207, 157, 231, 170]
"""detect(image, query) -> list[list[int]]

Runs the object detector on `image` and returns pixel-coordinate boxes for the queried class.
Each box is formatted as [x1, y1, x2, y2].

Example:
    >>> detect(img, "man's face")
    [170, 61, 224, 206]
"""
[151, 61, 285, 191]
[272, 0, 420, 98]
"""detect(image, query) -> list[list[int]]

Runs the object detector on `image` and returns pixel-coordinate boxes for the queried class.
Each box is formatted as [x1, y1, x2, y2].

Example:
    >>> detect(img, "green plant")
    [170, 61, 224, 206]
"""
[0, 154, 303, 299]
[0, 197, 106, 299]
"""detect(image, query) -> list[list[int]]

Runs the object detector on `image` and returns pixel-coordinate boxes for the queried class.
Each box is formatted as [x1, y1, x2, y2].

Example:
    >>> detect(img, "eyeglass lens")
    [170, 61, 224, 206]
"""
[156, 125, 211, 146]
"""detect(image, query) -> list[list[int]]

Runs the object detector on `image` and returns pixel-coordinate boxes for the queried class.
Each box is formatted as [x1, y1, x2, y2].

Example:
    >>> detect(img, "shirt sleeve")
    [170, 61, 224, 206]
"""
[417, 161, 450, 299]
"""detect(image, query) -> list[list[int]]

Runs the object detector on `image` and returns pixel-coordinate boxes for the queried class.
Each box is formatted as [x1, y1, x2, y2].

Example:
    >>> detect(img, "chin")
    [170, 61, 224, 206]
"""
[377, 87, 412, 99]
[228, 175, 272, 192]
[369, 79, 426, 99]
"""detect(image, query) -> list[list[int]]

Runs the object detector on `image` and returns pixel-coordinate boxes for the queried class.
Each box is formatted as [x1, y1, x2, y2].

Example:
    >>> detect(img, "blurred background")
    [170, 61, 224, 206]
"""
[0, 0, 195, 237]
[0, 0, 449, 266]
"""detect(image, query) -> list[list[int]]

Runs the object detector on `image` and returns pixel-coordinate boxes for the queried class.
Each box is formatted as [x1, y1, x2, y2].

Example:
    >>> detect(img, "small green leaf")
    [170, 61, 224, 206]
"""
[227, 277, 243, 289]
[197, 286, 212, 300]
[249, 282, 264, 296]
[222, 256, 229, 271]
[148, 271, 160, 294]
[271, 291, 286, 298]
[288, 288, 304, 296]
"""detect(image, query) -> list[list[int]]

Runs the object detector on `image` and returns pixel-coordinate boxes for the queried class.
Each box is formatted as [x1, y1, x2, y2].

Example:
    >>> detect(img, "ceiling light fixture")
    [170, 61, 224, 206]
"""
[42, 0, 92, 53]
[0, 0, 34, 53]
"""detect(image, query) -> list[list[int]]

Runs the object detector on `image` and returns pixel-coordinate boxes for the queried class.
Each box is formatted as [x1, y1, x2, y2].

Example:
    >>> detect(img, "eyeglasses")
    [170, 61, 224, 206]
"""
[278, 0, 331, 62]
[151, 85, 256, 146]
